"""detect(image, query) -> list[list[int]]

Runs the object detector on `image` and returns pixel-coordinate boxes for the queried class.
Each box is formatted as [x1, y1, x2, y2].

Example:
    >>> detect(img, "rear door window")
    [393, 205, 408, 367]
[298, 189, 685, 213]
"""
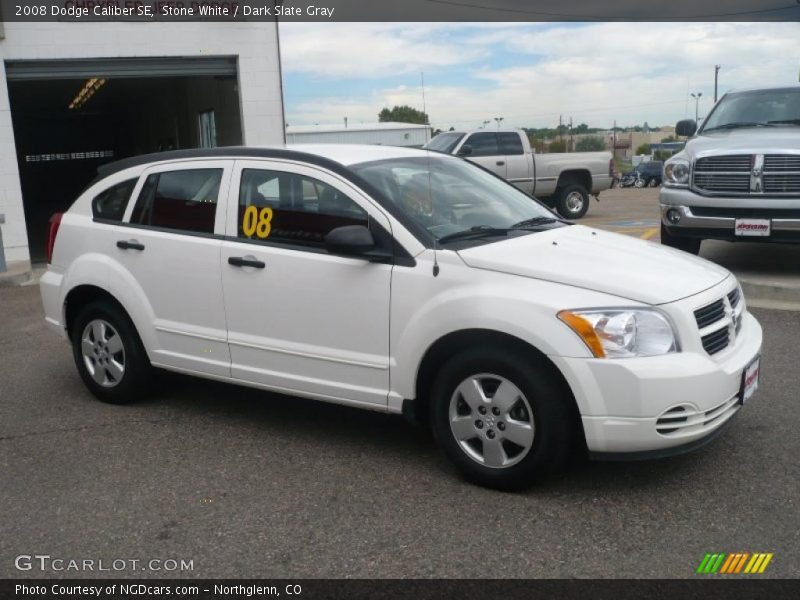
[92, 178, 137, 222]
[130, 169, 223, 234]
[464, 133, 500, 157]
[497, 133, 524, 155]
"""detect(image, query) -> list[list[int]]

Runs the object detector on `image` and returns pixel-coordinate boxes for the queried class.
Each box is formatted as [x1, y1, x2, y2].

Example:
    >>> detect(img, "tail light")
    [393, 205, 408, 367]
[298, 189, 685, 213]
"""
[46, 212, 63, 264]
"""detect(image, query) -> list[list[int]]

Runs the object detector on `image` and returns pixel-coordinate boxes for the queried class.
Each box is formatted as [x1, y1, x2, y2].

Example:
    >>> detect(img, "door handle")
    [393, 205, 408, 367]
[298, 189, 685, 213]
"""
[228, 255, 266, 269]
[116, 239, 145, 251]
[496, 161, 505, 166]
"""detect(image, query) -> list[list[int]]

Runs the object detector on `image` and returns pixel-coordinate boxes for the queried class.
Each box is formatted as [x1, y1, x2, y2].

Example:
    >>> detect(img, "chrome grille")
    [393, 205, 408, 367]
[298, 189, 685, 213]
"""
[693, 173, 750, 193]
[763, 174, 800, 193]
[695, 155, 751, 172]
[693, 155, 751, 194]
[764, 155, 800, 171]
[693, 153, 800, 195]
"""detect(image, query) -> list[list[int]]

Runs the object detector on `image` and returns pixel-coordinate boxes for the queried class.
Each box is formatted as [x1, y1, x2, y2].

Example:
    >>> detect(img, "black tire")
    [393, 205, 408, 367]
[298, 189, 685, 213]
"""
[660, 223, 701, 255]
[555, 184, 590, 219]
[70, 300, 152, 404]
[429, 346, 575, 491]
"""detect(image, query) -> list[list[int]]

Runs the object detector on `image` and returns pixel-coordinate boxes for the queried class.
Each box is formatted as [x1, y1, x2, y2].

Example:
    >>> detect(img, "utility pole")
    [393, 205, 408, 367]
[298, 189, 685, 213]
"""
[714, 65, 721, 103]
[568, 116, 573, 152]
[612, 119, 617, 160]
[420, 71, 429, 142]
[559, 115, 563, 144]
[691, 92, 703, 122]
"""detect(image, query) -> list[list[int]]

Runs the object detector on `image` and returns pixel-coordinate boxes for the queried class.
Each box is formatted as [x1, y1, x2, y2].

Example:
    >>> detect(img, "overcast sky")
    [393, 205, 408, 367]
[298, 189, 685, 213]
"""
[280, 22, 800, 130]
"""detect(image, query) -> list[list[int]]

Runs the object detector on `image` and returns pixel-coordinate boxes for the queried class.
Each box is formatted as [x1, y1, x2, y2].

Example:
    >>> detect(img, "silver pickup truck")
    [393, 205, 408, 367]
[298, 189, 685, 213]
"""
[660, 85, 800, 254]
[424, 129, 613, 219]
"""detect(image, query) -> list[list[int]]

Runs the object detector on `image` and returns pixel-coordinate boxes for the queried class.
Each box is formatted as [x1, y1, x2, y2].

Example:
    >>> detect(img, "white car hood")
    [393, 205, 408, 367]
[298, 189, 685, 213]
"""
[456, 225, 730, 305]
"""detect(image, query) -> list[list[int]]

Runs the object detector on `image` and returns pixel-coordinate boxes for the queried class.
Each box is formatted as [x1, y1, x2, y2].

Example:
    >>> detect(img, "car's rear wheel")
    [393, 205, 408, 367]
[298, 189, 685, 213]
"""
[71, 300, 152, 404]
[555, 184, 590, 219]
[429, 347, 575, 490]
[660, 223, 701, 255]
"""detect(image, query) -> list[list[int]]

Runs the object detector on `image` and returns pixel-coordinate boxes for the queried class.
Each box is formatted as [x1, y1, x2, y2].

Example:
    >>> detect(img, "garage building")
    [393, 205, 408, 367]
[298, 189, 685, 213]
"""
[0, 22, 285, 270]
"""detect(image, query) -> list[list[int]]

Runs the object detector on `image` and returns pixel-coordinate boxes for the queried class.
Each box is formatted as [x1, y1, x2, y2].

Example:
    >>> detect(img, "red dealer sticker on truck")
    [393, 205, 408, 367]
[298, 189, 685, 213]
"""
[735, 219, 771, 237]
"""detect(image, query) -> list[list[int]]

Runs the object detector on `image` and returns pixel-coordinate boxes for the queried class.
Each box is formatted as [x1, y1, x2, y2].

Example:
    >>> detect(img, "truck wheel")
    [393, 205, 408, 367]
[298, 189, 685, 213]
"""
[634, 177, 646, 188]
[555, 185, 590, 219]
[70, 300, 152, 404]
[429, 346, 575, 491]
[660, 223, 701, 255]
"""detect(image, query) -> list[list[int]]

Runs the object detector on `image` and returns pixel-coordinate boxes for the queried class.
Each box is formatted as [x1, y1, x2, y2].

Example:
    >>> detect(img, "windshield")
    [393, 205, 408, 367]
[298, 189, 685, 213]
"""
[701, 88, 800, 131]
[423, 132, 465, 154]
[350, 155, 555, 241]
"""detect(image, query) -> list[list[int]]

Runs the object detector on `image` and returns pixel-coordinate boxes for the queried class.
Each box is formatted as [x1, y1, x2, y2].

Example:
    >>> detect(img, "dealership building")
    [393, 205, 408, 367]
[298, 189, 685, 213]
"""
[0, 21, 285, 271]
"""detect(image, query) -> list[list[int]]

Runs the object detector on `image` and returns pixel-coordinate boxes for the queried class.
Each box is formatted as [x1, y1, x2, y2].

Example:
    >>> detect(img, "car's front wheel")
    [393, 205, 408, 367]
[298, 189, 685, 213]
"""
[71, 300, 152, 404]
[660, 223, 701, 255]
[429, 347, 575, 490]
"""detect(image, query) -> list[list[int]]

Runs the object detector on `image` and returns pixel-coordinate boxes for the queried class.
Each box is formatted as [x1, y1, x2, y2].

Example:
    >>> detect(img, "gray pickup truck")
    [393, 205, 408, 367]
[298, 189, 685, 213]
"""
[660, 85, 800, 254]
[424, 129, 613, 219]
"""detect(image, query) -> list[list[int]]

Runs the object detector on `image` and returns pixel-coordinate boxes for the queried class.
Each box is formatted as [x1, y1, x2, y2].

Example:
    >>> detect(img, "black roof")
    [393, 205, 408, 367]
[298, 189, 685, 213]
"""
[94, 146, 343, 183]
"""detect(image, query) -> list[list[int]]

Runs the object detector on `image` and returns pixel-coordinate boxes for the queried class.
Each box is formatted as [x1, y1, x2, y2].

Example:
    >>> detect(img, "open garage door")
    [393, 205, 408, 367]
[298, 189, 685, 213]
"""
[5, 57, 243, 260]
[6, 56, 238, 80]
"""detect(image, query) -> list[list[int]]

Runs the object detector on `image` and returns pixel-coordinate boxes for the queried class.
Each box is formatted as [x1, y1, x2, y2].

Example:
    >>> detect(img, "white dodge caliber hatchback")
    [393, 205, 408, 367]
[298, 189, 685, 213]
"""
[40, 145, 762, 490]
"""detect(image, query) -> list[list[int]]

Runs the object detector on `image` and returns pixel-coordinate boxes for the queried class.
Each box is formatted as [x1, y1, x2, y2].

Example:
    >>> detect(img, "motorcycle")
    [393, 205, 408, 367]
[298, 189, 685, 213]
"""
[619, 171, 646, 188]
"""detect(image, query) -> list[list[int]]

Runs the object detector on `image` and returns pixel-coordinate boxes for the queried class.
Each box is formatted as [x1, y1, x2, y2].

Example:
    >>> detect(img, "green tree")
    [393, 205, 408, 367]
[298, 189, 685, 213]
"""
[660, 135, 677, 143]
[548, 140, 567, 153]
[378, 105, 429, 124]
[635, 143, 651, 156]
[575, 137, 606, 152]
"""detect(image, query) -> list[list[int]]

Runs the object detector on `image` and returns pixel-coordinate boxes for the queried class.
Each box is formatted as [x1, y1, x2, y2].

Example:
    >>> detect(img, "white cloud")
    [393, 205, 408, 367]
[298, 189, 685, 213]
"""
[282, 22, 800, 129]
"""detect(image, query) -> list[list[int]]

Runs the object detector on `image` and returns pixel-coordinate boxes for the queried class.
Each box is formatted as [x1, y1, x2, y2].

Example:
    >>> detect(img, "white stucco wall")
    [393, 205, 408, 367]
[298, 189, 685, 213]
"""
[0, 22, 284, 265]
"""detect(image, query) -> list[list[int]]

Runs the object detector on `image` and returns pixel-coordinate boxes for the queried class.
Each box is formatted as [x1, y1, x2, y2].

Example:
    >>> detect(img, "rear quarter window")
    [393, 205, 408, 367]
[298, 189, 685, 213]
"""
[91, 178, 138, 222]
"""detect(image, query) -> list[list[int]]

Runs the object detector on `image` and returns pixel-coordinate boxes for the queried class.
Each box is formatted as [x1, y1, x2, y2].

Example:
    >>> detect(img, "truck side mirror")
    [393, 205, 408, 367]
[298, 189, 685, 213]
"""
[676, 119, 697, 137]
[457, 144, 472, 156]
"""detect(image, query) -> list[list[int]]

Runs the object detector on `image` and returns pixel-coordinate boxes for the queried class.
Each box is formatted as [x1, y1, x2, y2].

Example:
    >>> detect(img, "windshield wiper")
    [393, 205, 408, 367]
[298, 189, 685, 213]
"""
[703, 121, 771, 132]
[437, 226, 512, 244]
[766, 119, 800, 126]
[510, 215, 569, 228]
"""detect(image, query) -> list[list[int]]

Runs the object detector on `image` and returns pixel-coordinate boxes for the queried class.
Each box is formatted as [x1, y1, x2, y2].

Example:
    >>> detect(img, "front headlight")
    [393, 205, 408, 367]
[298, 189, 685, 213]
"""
[663, 158, 690, 187]
[558, 309, 678, 358]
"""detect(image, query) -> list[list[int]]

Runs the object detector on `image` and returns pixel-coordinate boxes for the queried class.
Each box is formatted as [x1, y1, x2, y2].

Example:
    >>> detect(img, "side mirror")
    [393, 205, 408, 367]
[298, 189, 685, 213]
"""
[325, 225, 376, 257]
[457, 144, 472, 156]
[676, 119, 697, 137]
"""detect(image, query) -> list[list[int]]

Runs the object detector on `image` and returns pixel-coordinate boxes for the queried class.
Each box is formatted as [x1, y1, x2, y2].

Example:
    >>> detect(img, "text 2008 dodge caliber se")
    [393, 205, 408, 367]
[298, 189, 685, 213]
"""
[40, 145, 762, 490]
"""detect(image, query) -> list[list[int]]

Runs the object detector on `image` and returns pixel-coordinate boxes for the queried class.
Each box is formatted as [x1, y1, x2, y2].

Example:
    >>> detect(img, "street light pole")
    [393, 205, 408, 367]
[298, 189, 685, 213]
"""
[494, 117, 504, 130]
[691, 92, 702, 122]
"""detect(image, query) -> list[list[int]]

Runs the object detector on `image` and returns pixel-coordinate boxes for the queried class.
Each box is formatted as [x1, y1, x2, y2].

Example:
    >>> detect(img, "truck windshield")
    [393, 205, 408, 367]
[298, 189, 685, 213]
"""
[423, 132, 465, 154]
[350, 155, 556, 242]
[701, 88, 800, 132]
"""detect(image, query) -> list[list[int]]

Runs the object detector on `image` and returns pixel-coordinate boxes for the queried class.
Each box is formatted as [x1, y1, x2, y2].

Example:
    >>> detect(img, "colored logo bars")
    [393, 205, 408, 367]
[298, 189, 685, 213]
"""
[696, 552, 773, 574]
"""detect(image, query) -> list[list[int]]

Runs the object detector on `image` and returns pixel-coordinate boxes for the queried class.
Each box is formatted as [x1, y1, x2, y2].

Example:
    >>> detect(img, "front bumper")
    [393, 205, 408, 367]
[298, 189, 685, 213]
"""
[550, 284, 763, 456]
[660, 186, 800, 242]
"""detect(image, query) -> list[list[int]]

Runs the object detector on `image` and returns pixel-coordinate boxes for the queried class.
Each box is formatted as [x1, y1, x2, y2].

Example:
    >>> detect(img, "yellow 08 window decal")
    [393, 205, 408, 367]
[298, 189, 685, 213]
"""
[242, 205, 273, 239]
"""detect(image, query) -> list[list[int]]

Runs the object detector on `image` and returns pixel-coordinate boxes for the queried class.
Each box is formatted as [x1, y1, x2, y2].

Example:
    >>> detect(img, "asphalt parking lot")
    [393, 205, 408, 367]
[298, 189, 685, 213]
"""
[1, 278, 799, 578]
